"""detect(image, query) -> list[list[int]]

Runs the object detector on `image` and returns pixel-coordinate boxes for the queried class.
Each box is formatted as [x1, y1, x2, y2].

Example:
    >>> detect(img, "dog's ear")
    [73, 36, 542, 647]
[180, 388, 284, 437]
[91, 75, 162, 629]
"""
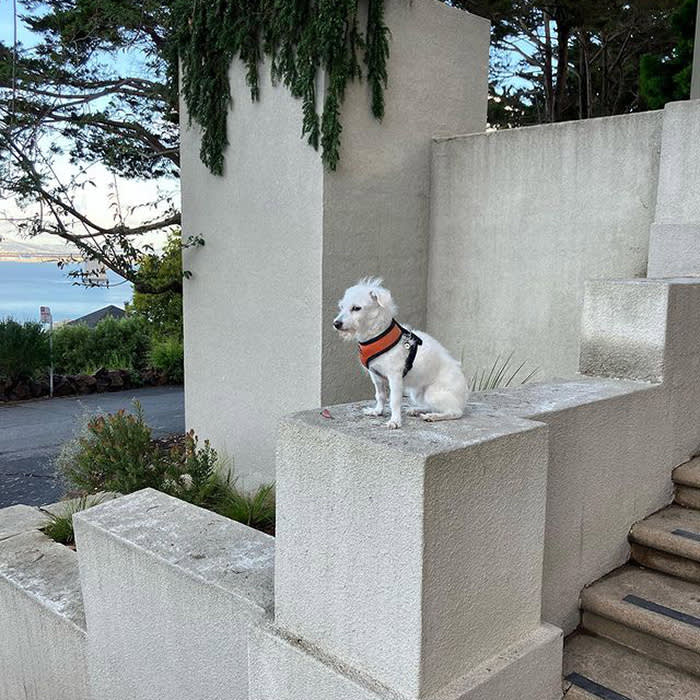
[370, 287, 394, 310]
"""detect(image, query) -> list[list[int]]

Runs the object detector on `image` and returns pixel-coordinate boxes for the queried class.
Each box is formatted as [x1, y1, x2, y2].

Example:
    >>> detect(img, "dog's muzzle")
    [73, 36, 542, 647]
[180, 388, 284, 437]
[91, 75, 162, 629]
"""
[333, 320, 343, 330]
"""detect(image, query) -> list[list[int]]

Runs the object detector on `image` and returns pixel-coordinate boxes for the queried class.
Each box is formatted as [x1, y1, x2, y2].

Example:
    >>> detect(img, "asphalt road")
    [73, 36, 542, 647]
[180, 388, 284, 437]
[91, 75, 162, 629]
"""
[0, 386, 185, 508]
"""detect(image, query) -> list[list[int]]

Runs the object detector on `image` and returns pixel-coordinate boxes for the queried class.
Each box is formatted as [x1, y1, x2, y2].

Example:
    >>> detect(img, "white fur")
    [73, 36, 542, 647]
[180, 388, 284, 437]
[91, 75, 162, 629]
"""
[334, 278, 468, 429]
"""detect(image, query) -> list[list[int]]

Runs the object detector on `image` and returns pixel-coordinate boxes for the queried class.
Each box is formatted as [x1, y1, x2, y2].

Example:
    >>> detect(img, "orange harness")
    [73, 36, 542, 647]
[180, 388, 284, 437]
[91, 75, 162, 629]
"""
[358, 319, 422, 377]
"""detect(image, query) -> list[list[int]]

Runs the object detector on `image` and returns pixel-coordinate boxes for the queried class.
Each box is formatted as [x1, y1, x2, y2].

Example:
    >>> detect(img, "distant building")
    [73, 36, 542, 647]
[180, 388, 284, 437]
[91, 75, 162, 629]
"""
[68, 305, 125, 328]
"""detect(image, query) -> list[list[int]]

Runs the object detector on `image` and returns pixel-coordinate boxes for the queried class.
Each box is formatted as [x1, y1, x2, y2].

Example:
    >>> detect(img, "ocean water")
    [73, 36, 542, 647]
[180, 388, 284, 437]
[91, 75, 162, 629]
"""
[0, 261, 133, 323]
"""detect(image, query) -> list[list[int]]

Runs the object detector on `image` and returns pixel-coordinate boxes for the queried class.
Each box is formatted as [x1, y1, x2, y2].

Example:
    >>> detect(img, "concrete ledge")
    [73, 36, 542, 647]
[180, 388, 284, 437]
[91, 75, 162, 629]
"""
[249, 623, 563, 700]
[74, 488, 274, 700]
[0, 503, 49, 540]
[275, 404, 552, 697]
[474, 376, 672, 633]
[0, 529, 90, 700]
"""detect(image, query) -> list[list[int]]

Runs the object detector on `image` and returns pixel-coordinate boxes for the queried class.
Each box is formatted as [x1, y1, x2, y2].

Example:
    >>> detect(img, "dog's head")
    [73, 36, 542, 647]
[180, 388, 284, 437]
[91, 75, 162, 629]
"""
[333, 277, 397, 341]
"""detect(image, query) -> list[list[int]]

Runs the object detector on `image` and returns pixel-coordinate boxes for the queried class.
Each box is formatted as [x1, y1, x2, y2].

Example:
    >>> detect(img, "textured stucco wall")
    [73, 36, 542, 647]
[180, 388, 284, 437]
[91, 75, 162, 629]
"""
[320, 0, 490, 406]
[181, 58, 325, 487]
[182, 0, 489, 485]
[648, 100, 700, 277]
[427, 110, 664, 381]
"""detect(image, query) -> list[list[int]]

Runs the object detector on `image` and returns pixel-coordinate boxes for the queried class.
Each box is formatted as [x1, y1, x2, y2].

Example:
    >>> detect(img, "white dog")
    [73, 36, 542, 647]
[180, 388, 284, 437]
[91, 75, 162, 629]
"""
[334, 278, 468, 429]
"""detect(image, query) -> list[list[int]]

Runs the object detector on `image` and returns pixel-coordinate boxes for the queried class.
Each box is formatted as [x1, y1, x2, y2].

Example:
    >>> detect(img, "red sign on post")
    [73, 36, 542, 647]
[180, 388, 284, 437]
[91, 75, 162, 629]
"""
[40, 306, 52, 324]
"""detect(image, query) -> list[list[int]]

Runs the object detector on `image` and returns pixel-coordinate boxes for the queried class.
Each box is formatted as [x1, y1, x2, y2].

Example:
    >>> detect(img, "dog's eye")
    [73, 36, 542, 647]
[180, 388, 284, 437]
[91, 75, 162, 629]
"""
[351, 306, 361, 312]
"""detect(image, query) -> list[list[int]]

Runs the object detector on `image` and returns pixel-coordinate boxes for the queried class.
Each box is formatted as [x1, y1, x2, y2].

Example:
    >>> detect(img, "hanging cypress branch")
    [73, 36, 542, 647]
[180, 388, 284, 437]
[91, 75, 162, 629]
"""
[175, 0, 390, 175]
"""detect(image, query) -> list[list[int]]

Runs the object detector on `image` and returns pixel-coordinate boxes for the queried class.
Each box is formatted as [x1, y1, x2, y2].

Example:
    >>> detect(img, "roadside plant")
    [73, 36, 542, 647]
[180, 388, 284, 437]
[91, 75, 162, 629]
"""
[57, 403, 275, 534]
[150, 338, 184, 383]
[0, 319, 50, 382]
[57, 403, 159, 494]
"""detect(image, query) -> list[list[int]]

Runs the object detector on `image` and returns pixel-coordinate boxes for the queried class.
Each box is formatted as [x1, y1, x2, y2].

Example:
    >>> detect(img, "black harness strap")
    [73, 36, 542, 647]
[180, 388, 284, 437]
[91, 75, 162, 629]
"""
[363, 321, 422, 379]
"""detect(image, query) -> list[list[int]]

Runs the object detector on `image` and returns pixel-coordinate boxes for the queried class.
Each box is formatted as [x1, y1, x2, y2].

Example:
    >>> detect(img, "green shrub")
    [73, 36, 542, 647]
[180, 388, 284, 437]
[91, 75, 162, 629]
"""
[92, 316, 151, 371]
[150, 337, 184, 383]
[53, 316, 151, 374]
[57, 402, 159, 494]
[57, 403, 275, 534]
[210, 476, 275, 533]
[52, 323, 93, 374]
[0, 319, 50, 382]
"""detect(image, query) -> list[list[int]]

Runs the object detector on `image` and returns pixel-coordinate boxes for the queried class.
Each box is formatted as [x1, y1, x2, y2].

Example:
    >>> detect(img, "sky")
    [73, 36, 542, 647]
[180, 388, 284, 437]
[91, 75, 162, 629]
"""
[0, 0, 178, 254]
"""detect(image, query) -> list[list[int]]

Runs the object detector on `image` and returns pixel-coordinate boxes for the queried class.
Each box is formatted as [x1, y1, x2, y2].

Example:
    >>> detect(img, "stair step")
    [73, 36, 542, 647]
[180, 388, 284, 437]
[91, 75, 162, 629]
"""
[563, 633, 700, 699]
[580, 565, 700, 676]
[630, 505, 700, 582]
[674, 458, 700, 509]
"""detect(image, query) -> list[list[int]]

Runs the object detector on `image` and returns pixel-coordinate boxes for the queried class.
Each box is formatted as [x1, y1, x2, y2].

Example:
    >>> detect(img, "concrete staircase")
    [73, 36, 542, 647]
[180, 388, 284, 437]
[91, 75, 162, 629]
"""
[564, 457, 700, 698]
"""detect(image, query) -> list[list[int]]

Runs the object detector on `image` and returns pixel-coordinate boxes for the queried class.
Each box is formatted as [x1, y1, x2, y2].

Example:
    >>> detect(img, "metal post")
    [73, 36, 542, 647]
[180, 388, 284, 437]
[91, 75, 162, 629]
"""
[49, 317, 54, 398]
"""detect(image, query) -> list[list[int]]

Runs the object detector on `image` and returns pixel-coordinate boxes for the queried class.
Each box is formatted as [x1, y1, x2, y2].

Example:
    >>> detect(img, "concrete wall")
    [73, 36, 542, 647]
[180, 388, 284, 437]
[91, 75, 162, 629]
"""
[182, 0, 490, 486]
[476, 278, 700, 634]
[0, 511, 90, 700]
[74, 489, 274, 700]
[648, 100, 700, 277]
[181, 59, 325, 488]
[428, 110, 664, 381]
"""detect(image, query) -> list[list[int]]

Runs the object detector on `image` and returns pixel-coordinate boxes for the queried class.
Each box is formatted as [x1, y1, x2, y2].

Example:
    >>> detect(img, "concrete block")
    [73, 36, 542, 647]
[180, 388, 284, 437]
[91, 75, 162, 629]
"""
[0, 503, 49, 540]
[275, 404, 551, 698]
[648, 223, 700, 278]
[73, 488, 274, 700]
[182, 0, 490, 486]
[0, 530, 90, 700]
[579, 279, 669, 382]
[249, 623, 563, 700]
[653, 100, 700, 226]
[473, 376, 673, 633]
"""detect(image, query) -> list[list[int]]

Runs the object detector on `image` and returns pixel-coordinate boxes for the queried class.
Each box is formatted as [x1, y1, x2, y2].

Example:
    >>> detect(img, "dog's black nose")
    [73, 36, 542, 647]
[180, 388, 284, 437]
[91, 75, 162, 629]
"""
[333, 320, 343, 330]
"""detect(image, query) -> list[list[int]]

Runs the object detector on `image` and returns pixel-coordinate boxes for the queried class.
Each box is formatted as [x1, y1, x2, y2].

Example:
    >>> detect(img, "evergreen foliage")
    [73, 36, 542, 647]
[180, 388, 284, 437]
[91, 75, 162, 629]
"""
[174, 0, 390, 174]
[640, 0, 697, 109]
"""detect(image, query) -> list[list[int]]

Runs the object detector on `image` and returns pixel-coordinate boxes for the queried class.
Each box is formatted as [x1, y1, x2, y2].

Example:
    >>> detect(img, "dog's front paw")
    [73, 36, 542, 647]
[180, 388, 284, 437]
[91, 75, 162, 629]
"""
[363, 406, 384, 417]
[386, 419, 402, 430]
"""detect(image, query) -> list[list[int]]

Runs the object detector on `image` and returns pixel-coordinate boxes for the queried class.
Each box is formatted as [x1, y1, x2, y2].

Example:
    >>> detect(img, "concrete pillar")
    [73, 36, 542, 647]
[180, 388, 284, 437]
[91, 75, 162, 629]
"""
[647, 100, 700, 277]
[73, 489, 274, 700]
[250, 404, 563, 700]
[580, 278, 700, 465]
[692, 0, 700, 100]
[181, 1, 490, 486]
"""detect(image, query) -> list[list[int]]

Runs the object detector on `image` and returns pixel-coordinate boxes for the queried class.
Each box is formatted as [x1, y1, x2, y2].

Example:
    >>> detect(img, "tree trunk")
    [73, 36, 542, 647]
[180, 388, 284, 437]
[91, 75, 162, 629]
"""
[553, 22, 571, 121]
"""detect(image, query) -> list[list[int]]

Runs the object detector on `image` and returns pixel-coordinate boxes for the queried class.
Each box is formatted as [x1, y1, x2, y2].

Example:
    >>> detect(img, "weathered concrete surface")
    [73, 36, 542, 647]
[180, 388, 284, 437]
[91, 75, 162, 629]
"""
[275, 403, 555, 698]
[581, 278, 700, 463]
[564, 633, 700, 700]
[673, 458, 700, 509]
[580, 279, 669, 382]
[473, 376, 672, 634]
[74, 488, 274, 700]
[249, 623, 562, 700]
[182, 0, 490, 486]
[648, 100, 700, 277]
[0, 529, 90, 700]
[581, 565, 700, 675]
[0, 503, 48, 540]
[428, 110, 662, 381]
[630, 505, 700, 583]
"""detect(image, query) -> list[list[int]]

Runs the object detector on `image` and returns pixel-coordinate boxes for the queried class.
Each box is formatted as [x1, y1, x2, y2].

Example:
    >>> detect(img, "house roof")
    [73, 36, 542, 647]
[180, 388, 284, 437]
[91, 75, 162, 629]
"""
[68, 305, 125, 328]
